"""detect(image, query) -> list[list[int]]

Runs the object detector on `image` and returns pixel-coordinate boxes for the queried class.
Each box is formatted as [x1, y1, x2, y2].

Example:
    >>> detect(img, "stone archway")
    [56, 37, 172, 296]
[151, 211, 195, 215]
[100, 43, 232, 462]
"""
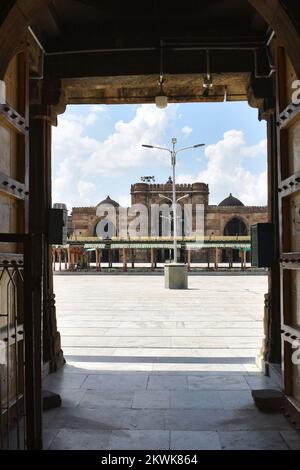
[2, 0, 300, 449]
[222, 218, 249, 263]
[223, 217, 248, 237]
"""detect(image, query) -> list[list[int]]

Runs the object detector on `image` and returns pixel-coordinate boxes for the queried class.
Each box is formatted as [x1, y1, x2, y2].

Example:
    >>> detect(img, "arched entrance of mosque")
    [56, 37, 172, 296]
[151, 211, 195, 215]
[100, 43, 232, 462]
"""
[92, 221, 119, 264]
[223, 218, 249, 262]
[1, 0, 300, 450]
[224, 218, 248, 237]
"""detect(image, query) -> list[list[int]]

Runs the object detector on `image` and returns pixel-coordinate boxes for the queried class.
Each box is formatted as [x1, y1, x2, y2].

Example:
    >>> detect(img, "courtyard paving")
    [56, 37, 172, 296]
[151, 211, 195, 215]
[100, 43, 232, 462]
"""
[43, 274, 300, 450]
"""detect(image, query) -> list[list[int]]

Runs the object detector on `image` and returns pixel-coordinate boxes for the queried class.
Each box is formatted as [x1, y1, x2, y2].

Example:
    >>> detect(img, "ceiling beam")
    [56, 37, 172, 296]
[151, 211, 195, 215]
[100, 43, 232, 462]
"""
[44, 47, 270, 80]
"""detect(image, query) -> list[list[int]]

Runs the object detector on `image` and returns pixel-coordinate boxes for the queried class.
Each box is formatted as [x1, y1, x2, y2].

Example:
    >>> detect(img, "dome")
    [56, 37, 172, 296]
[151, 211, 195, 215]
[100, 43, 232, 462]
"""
[97, 195, 119, 208]
[218, 193, 244, 207]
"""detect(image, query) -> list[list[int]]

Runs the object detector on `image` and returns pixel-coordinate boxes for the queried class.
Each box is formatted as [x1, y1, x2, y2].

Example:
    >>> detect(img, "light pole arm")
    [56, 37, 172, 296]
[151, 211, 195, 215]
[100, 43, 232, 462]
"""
[176, 144, 205, 154]
[176, 194, 189, 202]
[159, 193, 173, 203]
[142, 145, 171, 154]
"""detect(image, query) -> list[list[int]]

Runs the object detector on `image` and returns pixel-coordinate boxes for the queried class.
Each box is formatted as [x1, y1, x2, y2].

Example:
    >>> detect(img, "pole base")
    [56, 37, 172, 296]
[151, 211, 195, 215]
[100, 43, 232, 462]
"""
[164, 263, 188, 289]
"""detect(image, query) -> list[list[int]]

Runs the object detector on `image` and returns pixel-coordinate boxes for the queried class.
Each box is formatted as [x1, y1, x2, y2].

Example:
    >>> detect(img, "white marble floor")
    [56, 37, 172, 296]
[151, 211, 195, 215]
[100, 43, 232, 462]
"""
[43, 274, 300, 450]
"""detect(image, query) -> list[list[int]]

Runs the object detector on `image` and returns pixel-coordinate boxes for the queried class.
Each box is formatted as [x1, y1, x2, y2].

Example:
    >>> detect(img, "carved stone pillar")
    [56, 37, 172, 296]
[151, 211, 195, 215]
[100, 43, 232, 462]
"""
[29, 101, 65, 373]
[266, 111, 281, 365]
[123, 248, 127, 272]
[150, 248, 154, 272]
[58, 250, 62, 271]
[214, 248, 219, 271]
[95, 248, 99, 271]
[256, 293, 271, 372]
[247, 77, 281, 367]
[64, 249, 68, 270]
[187, 249, 191, 272]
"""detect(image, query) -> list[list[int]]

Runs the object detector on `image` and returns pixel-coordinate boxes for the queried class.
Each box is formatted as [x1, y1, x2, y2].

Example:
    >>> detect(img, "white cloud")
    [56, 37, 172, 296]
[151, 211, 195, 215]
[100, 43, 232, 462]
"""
[177, 174, 195, 184]
[78, 180, 96, 198]
[81, 105, 177, 175]
[93, 105, 106, 113]
[177, 130, 267, 206]
[182, 126, 193, 136]
[118, 194, 131, 207]
[63, 111, 99, 127]
[52, 158, 74, 210]
[84, 113, 98, 126]
[240, 138, 267, 158]
[52, 104, 178, 208]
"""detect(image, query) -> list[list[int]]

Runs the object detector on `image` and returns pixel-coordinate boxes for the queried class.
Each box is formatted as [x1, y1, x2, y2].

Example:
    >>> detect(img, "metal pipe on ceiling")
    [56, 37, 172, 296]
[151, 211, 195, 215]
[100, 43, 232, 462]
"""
[31, 36, 271, 57]
[45, 45, 261, 56]
[46, 47, 157, 56]
[28, 26, 45, 53]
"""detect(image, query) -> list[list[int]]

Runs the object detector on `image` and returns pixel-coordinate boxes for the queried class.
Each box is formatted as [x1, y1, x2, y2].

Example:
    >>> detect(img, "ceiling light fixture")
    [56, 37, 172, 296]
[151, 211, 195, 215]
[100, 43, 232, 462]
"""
[203, 49, 213, 98]
[155, 41, 168, 109]
[224, 85, 228, 102]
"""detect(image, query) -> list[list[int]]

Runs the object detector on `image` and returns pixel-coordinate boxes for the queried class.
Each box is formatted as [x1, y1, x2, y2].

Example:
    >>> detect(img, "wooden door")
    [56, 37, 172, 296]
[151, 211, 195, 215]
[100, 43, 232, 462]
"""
[276, 47, 300, 419]
[0, 52, 41, 449]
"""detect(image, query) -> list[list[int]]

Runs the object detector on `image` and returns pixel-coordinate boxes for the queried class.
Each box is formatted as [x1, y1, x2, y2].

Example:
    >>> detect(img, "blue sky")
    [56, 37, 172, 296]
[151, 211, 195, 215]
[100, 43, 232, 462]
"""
[52, 101, 267, 211]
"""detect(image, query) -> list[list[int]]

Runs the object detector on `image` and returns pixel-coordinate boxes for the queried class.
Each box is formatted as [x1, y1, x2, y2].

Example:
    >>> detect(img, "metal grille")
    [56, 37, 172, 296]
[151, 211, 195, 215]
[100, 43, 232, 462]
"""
[0, 234, 43, 450]
[0, 252, 25, 449]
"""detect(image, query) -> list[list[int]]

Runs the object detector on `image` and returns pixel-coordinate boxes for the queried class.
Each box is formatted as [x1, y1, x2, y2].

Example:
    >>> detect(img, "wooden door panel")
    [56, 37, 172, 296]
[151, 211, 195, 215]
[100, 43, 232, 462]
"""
[0, 52, 28, 449]
[281, 191, 300, 252]
[289, 270, 300, 328]
[277, 47, 300, 415]
[288, 120, 300, 175]
[284, 55, 297, 105]
[293, 364, 300, 402]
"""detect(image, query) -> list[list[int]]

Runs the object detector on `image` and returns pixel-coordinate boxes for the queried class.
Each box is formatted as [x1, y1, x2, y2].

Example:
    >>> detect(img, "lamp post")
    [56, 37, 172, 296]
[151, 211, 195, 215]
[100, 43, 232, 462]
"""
[142, 138, 205, 264]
